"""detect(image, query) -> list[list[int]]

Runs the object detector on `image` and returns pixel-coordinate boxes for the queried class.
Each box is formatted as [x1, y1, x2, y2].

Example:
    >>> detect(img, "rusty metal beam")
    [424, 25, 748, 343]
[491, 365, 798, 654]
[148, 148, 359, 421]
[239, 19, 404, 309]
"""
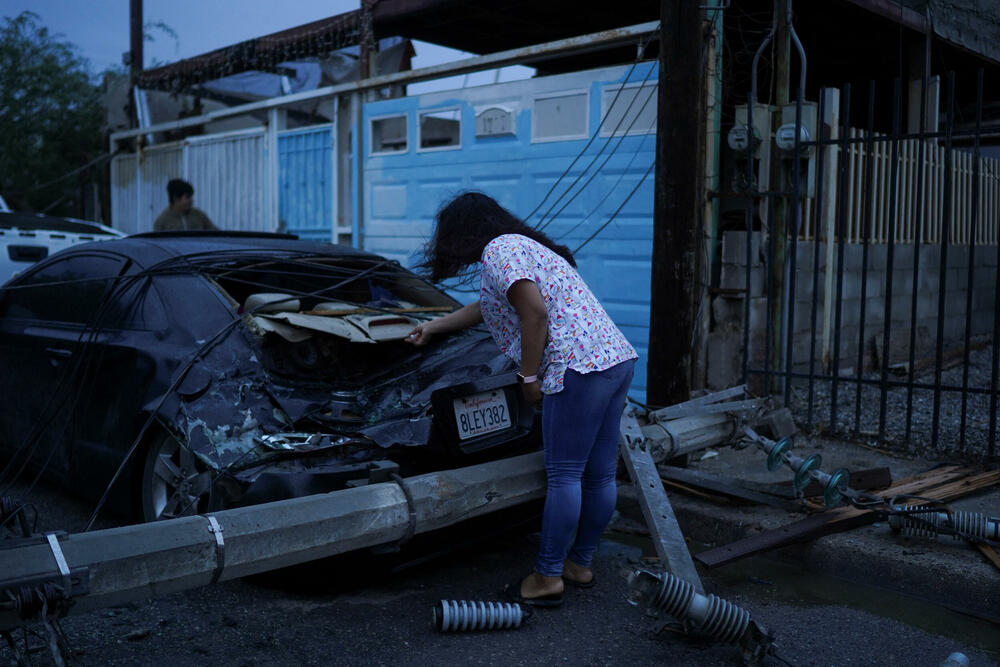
[111, 20, 660, 144]
[137, 11, 362, 91]
[841, 0, 928, 34]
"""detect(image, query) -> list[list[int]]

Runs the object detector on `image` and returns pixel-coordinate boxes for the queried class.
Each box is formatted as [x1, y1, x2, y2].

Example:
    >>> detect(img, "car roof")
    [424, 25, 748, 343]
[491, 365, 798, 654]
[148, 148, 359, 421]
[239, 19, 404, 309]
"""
[76, 231, 388, 266]
[0, 211, 123, 236]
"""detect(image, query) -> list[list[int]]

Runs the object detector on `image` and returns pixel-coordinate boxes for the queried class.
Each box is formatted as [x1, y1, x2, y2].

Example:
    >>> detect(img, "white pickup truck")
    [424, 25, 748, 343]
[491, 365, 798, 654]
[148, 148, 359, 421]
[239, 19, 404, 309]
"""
[0, 196, 125, 282]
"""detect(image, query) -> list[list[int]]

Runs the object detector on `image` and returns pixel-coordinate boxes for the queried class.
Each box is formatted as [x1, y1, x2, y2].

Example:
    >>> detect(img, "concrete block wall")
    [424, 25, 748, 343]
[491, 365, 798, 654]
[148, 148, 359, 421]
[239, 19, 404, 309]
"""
[708, 230, 999, 389]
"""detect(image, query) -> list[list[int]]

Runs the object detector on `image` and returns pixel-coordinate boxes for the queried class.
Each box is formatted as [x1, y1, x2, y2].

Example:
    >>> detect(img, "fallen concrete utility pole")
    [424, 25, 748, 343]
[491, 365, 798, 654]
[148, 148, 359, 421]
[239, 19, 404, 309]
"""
[0, 452, 547, 631]
[0, 388, 765, 631]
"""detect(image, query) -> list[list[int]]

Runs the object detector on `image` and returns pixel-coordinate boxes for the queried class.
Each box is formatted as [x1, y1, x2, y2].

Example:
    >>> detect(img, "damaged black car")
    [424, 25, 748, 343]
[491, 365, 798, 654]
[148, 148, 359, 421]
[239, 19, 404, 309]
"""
[0, 232, 540, 522]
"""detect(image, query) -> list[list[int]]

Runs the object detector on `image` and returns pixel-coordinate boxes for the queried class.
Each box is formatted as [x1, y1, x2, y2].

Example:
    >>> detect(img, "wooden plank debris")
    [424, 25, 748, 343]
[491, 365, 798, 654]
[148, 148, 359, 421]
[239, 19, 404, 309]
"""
[658, 466, 800, 510]
[695, 465, 997, 568]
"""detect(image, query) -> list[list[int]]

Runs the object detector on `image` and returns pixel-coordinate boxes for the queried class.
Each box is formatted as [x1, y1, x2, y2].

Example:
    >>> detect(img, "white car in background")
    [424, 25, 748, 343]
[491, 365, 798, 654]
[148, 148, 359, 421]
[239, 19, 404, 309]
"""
[0, 198, 124, 282]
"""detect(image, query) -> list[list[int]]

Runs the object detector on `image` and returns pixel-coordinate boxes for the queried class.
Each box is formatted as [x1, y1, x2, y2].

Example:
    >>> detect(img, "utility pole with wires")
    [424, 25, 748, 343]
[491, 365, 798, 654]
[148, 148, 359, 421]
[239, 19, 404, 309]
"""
[648, 0, 706, 407]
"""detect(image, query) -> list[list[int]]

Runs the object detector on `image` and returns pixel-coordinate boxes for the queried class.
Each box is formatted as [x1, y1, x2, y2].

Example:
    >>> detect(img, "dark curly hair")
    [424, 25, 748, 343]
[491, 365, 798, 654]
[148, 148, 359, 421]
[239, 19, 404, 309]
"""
[419, 191, 576, 283]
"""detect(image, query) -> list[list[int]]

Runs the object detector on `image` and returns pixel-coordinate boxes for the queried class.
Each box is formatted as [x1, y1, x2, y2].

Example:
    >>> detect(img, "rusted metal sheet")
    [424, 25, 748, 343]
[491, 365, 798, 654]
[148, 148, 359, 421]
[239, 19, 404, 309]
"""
[619, 409, 704, 593]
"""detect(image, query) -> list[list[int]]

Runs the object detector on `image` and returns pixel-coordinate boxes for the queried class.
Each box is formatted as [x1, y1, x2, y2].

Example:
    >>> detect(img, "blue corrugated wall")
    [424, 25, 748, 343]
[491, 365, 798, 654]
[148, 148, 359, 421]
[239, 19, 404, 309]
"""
[278, 126, 333, 241]
[362, 63, 657, 400]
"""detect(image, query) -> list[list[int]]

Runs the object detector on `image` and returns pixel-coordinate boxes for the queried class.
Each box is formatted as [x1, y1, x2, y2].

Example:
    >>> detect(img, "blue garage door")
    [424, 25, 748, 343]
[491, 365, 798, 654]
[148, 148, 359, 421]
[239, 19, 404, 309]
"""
[361, 63, 657, 401]
[278, 126, 334, 241]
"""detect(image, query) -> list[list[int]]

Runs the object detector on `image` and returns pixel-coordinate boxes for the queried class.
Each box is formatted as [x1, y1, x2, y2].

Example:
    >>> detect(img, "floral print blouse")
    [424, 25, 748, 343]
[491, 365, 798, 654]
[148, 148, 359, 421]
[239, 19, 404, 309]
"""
[479, 233, 638, 394]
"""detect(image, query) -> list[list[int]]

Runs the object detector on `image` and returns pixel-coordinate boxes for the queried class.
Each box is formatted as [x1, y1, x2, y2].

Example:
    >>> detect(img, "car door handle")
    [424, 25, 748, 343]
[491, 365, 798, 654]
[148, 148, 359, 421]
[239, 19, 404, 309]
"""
[45, 347, 73, 359]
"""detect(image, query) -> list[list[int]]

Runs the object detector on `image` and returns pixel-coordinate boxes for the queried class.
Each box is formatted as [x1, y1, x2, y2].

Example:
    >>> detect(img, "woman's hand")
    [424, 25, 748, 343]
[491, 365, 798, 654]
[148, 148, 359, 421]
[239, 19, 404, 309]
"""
[405, 320, 439, 346]
[406, 302, 484, 345]
[521, 382, 543, 409]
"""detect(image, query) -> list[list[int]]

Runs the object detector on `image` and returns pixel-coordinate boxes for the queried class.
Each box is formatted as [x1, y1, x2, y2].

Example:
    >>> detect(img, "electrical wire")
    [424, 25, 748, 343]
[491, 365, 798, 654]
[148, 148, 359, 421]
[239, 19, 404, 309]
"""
[534, 63, 657, 232]
[571, 159, 655, 256]
[522, 28, 659, 225]
[552, 91, 657, 243]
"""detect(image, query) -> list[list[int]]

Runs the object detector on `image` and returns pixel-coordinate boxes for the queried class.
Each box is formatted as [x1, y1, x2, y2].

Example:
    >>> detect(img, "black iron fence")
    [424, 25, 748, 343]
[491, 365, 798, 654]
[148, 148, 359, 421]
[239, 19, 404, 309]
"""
[740, 71, 999, 460]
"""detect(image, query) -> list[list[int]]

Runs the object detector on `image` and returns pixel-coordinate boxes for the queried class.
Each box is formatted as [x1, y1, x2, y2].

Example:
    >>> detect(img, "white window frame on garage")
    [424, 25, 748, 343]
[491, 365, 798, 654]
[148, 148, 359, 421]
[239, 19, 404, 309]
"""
[369, 113, 409, 156]
[599, 81, 658, 138]
[531, 89, 590, 143]
[417, 107, 463, 153]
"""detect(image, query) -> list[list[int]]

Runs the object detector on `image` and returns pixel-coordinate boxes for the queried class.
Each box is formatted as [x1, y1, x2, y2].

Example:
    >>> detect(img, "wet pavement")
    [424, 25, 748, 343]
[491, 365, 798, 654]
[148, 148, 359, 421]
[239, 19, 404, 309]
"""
[2, 450, 999, 666]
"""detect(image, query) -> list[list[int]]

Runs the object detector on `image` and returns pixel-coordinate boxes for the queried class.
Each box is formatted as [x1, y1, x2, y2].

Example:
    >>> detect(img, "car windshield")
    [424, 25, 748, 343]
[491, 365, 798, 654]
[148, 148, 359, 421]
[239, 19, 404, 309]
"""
[200, 254, 455, 312]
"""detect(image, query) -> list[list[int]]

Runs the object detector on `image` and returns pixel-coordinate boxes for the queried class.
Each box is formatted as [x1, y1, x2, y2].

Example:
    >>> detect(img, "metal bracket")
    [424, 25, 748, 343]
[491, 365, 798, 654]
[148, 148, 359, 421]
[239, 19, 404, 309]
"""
[45, 533, 71, 594]
[620, 409, 647, 451]
[371, 473, 417, 555]
[203, 515, 225, 584]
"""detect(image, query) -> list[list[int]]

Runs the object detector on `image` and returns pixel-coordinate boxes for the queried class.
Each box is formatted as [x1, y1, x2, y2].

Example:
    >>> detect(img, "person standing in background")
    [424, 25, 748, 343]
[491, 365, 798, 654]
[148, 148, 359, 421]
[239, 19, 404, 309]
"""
[153, 179, 218, 232]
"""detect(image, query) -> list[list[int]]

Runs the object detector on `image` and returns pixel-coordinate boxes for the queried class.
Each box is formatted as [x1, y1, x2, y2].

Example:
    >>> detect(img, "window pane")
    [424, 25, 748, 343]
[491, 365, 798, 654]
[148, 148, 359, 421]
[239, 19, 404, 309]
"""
[1, 255, 123, 324]
[601, 84, 657, 135]
[534, 93, 588, 140]
[419, 109, 461, 149]
[371, 116, 407, 154]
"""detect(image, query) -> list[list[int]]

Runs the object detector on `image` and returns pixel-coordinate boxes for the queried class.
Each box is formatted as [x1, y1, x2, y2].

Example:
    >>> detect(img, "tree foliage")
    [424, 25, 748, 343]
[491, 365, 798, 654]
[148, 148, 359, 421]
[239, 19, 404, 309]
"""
[0, 11, 104, 216]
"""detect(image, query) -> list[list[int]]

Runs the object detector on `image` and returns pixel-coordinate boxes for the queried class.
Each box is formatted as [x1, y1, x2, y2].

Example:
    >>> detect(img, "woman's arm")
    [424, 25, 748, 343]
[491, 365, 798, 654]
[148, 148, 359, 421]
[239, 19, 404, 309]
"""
[406, 301, 482, 345]
[506, 279, 548, 407]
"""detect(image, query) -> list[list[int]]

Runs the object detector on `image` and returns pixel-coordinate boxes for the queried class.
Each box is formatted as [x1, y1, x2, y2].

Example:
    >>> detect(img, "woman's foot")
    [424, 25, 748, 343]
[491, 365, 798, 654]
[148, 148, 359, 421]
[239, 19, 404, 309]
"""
[521, 571, 564, 599]
[504, 571, 564, 607]
[562, 558, 595, 587]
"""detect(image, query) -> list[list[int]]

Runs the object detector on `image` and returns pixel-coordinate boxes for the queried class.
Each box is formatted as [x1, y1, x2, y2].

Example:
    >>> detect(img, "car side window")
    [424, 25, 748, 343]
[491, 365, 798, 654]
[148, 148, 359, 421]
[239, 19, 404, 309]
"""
[103, 266, 169, 330]
[0, 255, 125, 325]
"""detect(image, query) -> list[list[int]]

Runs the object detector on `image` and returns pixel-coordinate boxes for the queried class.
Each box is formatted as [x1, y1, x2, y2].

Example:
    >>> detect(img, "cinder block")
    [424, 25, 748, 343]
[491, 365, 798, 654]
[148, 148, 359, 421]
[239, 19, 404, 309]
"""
[721, 263, 765, 296]
[706, 327, 745, 390]
[867, 245, 888, 271]
[891, 244, 915, 268]
[837, 298, 862, 327]
[843, 244, 866, 271]
[721, 231, 763, 265]
[947, 244, 970, 268]
[788, 241, 815, 270]
[712, 294, 746, 325]
[919, 243, 942, 268]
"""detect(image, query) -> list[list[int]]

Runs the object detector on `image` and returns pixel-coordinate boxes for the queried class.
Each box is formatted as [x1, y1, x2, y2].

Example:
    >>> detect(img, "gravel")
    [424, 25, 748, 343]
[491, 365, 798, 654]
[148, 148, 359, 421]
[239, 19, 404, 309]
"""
[784, 345, 1000, 459]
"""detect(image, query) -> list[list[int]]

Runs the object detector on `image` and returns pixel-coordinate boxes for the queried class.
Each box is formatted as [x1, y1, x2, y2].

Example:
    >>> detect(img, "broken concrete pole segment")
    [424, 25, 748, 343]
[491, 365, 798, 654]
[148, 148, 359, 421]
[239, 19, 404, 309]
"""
[0, 452, 547, 631]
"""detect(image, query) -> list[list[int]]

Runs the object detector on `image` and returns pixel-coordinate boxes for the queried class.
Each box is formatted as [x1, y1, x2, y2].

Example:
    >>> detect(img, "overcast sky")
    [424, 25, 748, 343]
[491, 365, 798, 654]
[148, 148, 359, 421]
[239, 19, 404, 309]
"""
[2, 0, 531, 93]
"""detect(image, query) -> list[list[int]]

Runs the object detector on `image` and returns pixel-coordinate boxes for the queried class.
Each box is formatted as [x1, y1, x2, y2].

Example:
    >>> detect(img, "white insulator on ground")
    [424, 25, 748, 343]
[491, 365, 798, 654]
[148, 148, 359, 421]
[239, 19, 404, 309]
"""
[433, 600, 524, 632]
[628, 570, 750, 645]
[889, 508, 1000, 542]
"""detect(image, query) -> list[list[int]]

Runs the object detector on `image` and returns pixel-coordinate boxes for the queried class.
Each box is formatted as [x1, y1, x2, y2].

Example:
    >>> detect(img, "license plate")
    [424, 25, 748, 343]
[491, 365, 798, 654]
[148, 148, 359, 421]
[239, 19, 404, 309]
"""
[452, 390, 511, 440]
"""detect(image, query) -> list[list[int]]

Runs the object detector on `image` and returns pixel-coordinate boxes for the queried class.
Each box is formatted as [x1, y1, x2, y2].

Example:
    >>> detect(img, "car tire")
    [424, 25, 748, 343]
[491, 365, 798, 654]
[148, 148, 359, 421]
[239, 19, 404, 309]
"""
[140, 430, 216, 521]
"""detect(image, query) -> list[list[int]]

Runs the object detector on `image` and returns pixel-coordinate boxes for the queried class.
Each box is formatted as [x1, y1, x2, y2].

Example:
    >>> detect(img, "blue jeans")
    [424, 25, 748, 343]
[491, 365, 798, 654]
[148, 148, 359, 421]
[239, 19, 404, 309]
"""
[535, 359, 635, 577]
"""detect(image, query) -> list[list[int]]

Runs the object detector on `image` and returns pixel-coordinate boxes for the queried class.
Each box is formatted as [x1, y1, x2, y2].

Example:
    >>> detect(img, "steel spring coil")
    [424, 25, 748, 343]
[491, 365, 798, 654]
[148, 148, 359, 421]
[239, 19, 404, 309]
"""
[433, 600, 525, 632]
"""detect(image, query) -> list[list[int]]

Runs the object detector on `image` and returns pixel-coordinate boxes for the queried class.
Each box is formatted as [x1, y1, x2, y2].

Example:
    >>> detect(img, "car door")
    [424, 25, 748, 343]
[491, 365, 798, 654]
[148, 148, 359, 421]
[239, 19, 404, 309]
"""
[0, 252, 126, 484]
